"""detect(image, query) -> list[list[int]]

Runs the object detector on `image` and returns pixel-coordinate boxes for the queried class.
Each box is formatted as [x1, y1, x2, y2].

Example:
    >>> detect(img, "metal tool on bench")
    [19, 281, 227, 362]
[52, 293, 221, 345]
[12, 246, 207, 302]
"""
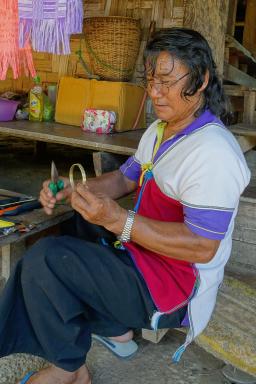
[0, 189, 41, 216]
[48, 161, 64, 196]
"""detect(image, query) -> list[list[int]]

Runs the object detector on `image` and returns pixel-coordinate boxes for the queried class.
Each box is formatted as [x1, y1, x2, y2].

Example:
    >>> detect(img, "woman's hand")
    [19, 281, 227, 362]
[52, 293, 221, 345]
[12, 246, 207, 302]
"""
[39, 176, 72, 215]
[71, 183, 127, 234]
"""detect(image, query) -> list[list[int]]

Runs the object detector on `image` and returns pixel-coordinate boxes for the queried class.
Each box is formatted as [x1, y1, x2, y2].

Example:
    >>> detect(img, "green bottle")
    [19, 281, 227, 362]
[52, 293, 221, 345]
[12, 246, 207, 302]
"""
[29, 75, 43, 122]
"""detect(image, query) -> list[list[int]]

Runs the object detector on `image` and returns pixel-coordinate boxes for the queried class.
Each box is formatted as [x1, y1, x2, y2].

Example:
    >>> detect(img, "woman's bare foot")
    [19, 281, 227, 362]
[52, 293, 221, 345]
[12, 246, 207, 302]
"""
[20, 364, 91, 384]
[109, 330, 134, 343]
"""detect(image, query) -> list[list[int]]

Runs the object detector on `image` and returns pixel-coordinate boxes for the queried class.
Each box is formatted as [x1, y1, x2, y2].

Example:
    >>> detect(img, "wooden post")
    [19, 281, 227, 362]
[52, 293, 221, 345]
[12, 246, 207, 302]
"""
[34, 141, 47, 158]
[92, 152, 127, 177]
[226, 0, 238, 37]
[142, 328, 169, 344]
[1, 244, 11, 281]
[183, 0, 229, 76]
[243, 90, 256, 124]
[243, 0, 256, 57]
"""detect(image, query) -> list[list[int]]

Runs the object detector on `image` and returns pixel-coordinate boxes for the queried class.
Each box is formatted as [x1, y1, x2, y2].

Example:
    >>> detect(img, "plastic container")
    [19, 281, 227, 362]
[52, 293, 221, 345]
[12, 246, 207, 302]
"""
[29, 76, 43, 121]
[0, 99, 20, 121]
[47, 85, 57, 107]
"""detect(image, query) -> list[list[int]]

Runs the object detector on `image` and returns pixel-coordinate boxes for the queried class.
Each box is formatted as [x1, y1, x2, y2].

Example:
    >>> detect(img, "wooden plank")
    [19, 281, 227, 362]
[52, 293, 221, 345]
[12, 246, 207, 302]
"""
[229, 54, 239, 68]
[243, 0, 256, 57]
[226, 0, 238, 36]
[0, 121, 144, 156]
[243, 90, 256, 124]
[229, 123, 256, 137]
[1, 244, 11, 281]
[0, 206, 74, 247]
[230, 240, 256, 269]
[92, 152, 127, 177]
[235, 21, 245, 27]
[34, 141, 47, 157]
[183, 0, 229, 75]
[223, 63, 256, 88]
[235, 135, 256, 153]
[224, 84, 244, 97]
[142, 328, 169, 343]
[225, 35, 256, 65]
[233, 226, 256, 244]
[104, 0, 112, 15]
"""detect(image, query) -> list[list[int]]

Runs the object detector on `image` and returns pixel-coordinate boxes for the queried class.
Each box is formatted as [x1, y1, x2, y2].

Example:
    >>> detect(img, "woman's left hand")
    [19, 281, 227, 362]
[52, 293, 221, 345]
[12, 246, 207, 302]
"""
[71, 183, 127, 234]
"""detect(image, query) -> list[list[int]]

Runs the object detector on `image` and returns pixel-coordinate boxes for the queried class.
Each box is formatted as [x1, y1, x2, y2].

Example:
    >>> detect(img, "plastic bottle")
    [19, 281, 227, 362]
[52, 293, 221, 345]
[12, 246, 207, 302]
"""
[29, 76, 43, 121]
[43, 84, 57, 122]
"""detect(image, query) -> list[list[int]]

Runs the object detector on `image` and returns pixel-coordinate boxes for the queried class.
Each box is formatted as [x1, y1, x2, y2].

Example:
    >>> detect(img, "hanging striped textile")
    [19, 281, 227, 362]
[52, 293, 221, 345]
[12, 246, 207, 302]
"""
[18, 0, 83, 55]
[0, 0, 36, 80]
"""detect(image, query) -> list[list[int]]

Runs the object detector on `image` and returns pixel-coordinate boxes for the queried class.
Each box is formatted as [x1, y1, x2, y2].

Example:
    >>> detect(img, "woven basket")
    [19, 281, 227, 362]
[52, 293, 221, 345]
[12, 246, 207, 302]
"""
[83, 16, 141, 82]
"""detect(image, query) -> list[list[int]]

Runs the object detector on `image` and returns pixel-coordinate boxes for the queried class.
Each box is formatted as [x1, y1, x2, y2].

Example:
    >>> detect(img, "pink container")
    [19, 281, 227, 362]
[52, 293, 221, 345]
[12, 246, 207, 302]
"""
[0, 98, 20, 121]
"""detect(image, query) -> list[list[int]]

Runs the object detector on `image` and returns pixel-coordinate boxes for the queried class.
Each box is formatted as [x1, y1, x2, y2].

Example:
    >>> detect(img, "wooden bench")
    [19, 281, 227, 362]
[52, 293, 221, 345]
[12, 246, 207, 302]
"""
[0, 120, 143, 154]
[0, 205, 73, 282]
[0, 120, 145, 179]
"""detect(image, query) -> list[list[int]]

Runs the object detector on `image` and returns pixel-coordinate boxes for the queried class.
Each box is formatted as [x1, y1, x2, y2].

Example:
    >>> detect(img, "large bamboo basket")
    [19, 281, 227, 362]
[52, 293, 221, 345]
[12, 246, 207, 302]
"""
[83, 16, 141, 81]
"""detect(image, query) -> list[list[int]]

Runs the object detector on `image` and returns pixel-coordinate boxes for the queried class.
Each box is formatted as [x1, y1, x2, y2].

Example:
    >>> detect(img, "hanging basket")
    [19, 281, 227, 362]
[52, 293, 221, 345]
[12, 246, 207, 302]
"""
[83, 16, 141, 82]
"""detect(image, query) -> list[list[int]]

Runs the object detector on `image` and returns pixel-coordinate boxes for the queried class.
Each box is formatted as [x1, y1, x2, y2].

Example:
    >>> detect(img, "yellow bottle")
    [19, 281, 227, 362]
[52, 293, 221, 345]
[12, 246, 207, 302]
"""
[29, 76, 43, 121]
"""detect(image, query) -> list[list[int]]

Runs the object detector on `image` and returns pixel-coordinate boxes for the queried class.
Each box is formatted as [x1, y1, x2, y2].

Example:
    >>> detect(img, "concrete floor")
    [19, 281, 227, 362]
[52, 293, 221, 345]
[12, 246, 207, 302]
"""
[0, 136, 250, 384]
[0, 331, 230, 384]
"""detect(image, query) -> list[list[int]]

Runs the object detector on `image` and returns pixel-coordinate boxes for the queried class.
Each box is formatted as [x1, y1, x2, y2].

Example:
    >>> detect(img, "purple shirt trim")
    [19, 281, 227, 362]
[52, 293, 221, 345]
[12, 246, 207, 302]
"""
[183, 206, 234, 240]
[120, 155, 141, 182]
[119, 110, 224, 183]
[181, 311, 190, 327]
[153, 110, 223, 163]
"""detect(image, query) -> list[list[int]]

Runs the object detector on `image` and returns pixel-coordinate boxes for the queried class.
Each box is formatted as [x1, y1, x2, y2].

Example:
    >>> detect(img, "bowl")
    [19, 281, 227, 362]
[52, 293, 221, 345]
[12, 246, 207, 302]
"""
[0, 98, 20, 121]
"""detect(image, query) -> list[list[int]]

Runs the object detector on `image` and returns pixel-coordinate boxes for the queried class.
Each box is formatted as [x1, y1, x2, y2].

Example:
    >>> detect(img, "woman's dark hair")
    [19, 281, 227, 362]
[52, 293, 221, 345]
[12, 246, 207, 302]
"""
[144, 28, 230, 123]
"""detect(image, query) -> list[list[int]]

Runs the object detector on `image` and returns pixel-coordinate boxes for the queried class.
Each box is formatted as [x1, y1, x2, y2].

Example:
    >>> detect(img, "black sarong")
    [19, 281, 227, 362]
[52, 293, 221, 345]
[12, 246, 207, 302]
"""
[0, 214, 186, 371]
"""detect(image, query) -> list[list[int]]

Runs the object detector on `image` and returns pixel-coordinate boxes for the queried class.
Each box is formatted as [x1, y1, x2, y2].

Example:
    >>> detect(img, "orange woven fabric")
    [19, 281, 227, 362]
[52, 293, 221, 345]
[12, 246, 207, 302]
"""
[0, 0, 36, 80]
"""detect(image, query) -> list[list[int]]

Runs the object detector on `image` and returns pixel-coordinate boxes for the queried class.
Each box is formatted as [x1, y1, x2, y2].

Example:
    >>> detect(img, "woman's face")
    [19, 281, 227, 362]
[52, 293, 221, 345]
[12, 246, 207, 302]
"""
[146, 51, 204, 125]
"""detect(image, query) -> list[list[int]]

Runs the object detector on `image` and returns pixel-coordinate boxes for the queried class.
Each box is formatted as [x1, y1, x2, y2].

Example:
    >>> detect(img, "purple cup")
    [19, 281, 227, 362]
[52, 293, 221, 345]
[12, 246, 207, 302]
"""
[0, 98, 20, 121]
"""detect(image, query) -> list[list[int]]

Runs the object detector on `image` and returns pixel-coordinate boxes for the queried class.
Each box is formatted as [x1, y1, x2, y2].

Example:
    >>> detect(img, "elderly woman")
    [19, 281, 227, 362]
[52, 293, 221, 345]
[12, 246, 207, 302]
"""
[0, 28, 250, 384]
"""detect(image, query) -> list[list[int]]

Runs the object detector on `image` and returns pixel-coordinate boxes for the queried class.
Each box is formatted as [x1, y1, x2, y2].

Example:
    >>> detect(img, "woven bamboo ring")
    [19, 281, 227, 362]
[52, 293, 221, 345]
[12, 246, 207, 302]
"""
[69, 163, 87, 189]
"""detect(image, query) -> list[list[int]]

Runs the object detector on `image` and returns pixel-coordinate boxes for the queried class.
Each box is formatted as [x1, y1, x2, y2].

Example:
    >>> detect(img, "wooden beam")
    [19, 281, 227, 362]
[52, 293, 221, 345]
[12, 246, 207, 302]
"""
[224, 84, 244, 97]
[235, 135, 256, 153]
[229, 123, 256, 137]
[243, 91, 256, 124]
[93, 151, 126, 177]
[243, 0, 256, 57]
[229, 123, 256, 152]
[226, 0, 238, 36]
[142, 328, 169, 344]
[223, 63, 256, 88]
[225, 35, 256, 65]
[1, 244, 11, 281]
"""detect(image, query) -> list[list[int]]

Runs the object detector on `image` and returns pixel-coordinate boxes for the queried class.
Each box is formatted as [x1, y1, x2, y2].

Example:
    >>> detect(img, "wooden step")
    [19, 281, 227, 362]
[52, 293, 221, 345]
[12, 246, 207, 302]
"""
[225, 35, 256, 67]
[224, 84, 256, 97]
[230, 123, 256, 136]
[224, 63, 256, 88]
[195, 272, 256, 377]
[229, 123, 256, 152]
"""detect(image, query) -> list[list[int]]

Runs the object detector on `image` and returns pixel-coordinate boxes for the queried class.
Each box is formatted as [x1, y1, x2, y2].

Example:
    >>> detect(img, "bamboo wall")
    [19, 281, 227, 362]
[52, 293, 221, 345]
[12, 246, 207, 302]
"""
[0, 0, 230, 93]
[184, 0, 229, 75]
[0, 0, 185, 93]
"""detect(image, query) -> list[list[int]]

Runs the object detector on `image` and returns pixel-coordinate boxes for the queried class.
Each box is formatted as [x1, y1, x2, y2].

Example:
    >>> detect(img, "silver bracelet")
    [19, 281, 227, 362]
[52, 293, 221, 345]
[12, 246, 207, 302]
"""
[118, 210, 136, 243]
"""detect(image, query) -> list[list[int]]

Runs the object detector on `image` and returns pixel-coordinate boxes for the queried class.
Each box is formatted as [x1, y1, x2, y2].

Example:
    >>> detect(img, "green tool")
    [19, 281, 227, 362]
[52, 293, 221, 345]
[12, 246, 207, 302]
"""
[48, 161, 64, 197]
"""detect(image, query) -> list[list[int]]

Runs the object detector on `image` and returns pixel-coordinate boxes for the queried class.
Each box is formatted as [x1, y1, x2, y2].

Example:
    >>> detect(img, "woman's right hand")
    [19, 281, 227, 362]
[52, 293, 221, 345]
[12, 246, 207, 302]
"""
[39, 176, 72, 215]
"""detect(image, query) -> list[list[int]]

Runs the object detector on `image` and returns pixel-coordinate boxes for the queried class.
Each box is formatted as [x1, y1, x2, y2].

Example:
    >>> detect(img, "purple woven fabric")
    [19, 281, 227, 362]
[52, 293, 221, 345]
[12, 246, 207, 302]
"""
[18, 0, 83, 54]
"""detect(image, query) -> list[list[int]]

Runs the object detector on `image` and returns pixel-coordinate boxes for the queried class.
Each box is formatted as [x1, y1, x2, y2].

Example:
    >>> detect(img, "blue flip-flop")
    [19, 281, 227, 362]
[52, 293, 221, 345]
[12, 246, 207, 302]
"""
[92, 334, 138, 359]
[20, 371, 36, 384]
